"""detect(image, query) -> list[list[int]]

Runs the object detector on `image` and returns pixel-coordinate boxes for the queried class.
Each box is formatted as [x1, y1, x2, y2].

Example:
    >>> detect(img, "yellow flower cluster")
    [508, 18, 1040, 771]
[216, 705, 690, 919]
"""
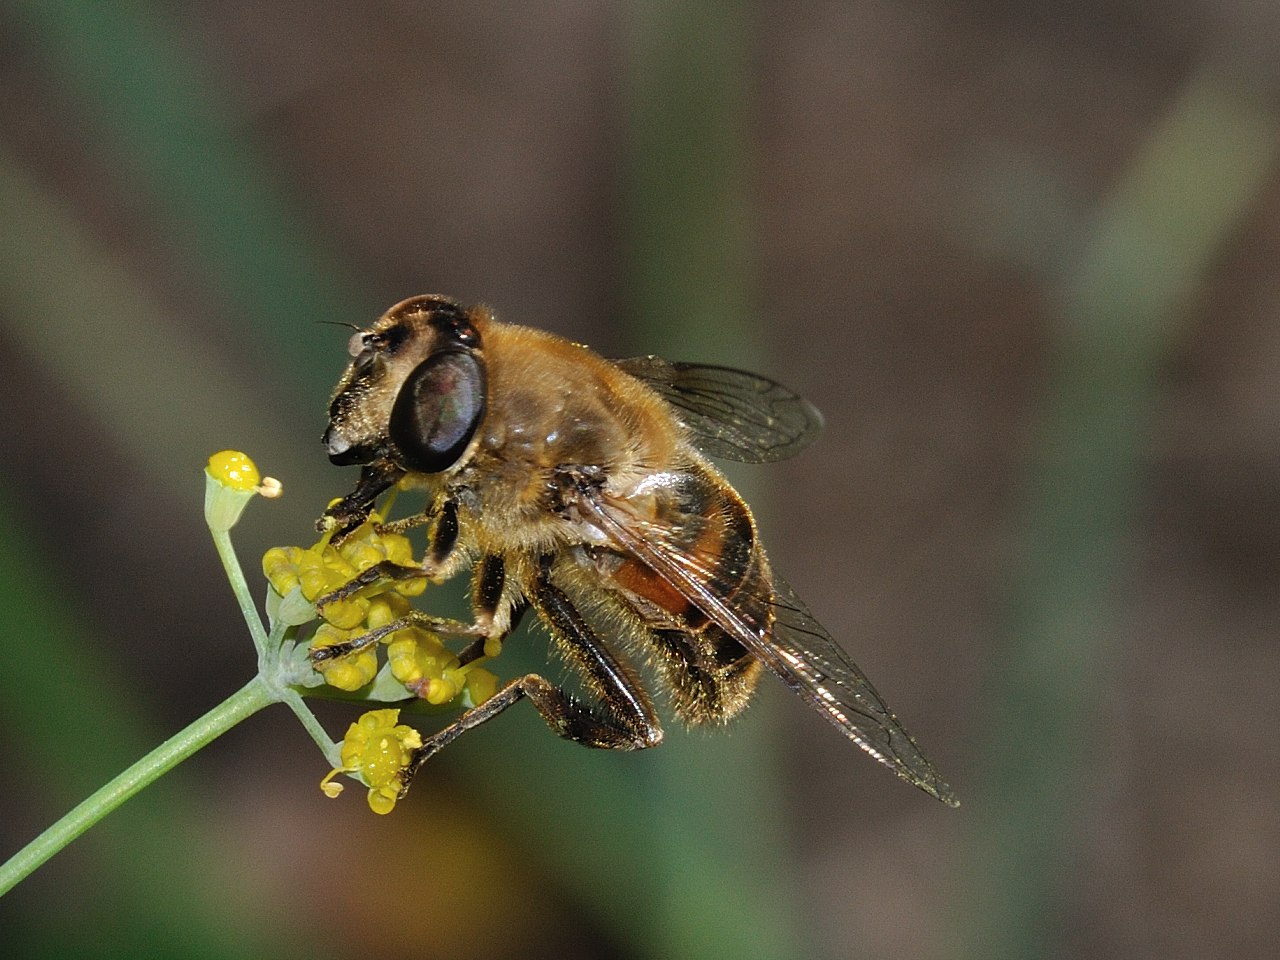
[387, 628, 499, 706]
[264, 522, 424, 624]
[262, 521, 423, 690]
[263, 505, 501, 811]
[207, 451, 501, 814]
[261, 519, 499, 705]
[321, 709, 424, 814]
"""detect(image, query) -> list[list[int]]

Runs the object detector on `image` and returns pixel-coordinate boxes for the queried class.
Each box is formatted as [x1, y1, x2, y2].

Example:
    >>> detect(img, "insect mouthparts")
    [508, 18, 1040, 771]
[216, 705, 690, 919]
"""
[323, 425, 352, 458]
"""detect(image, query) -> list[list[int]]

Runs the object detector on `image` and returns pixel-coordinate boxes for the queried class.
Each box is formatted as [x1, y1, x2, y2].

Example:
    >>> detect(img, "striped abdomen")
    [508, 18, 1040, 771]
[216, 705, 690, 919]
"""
[596, 463, 771, 724]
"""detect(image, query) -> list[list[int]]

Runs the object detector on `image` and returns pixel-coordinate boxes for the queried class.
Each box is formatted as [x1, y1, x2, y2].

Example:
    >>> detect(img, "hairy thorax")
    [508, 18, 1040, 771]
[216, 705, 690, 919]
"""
[437, 321, 690, 558]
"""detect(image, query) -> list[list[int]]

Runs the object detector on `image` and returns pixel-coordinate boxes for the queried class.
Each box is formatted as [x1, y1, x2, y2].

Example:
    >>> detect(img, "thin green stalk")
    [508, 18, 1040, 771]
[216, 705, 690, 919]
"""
[281, 687, 342, 768]
[13, 0, 371, 382]
[212, 527, 269, 654]
[0, 459, 407, 899]
[209, 476, 340, 766]
[0, 676, 275, 896]
[618, 6, 804, 960]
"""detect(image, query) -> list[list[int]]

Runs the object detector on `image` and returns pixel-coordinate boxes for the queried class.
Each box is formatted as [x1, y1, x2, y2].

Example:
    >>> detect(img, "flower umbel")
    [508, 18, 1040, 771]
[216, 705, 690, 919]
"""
[261, 501, 502, 811]
[0, 448, 512, 897]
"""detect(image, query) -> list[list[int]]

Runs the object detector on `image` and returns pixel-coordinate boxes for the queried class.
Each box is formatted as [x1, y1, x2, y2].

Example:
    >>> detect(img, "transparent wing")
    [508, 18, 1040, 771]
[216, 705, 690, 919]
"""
[756, 577, 958, 806]
[614, 356, 824, 463]
[575, 486, 958, 807]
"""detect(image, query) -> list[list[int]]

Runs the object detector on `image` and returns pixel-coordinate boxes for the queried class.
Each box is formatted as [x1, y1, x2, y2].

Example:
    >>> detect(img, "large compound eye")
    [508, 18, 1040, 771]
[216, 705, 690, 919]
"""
[389, 351, 486, 473]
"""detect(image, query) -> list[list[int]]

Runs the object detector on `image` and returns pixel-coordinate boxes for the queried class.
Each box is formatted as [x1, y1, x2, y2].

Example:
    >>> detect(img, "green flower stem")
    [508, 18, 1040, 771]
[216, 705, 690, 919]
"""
[0, 676, 274, 897]
[259, 615, 341, 766]
[282, 689, 341, 767]
[211, 526, 268, 654]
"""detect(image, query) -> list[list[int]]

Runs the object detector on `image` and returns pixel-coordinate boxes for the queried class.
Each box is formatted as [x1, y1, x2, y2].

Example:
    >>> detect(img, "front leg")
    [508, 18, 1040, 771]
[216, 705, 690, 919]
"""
[309, 610, 490, 662]
[316, 498, 462, 611]
[311, 549, 515, 665]
[319, 459, 404, 541]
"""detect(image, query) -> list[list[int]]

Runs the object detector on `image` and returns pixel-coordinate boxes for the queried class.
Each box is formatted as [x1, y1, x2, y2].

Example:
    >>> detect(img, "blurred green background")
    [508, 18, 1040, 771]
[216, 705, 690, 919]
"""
[2, 2, 1279, 958]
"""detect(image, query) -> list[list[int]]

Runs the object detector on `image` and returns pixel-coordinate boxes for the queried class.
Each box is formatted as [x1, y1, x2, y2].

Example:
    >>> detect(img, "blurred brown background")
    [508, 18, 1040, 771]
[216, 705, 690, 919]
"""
[2, 2, 1278, 959]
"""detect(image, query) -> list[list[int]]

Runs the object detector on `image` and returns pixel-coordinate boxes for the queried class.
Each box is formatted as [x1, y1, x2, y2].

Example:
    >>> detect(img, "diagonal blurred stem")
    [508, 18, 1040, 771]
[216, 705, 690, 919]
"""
[622, 2, 757, 368]
[12, 0, 371, 380]
[620, 4, 804, 959]
[964, 68, 1280, 959]
[0, 145, 321, 502]
[449, 5, 803, 957]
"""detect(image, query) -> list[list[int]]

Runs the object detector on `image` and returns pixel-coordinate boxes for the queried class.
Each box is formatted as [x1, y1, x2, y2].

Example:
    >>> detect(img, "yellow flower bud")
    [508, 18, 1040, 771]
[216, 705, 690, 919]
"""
[311, 624, 377, 691]
[386, 629, 454, 693]
[318, 595, 370, 631]
[424, 675, 461, 705]
[368, 789, 398, 815]
[338, 539, 385, 572]
[464, 667, 499, 707]
[366, 593, 411, 630]
[297, 559, 332, 602]
[206, 450, 260, 491]
[262, 546, 305, 595]
[380, 532, 416, 565]
[204, 451, 267, 531]
[393, 575, 428, 598]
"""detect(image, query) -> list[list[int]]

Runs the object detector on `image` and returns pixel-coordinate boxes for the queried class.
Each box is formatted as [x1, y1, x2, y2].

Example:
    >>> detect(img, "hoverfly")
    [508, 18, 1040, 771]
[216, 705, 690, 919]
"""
[314, 295, 957, 806]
